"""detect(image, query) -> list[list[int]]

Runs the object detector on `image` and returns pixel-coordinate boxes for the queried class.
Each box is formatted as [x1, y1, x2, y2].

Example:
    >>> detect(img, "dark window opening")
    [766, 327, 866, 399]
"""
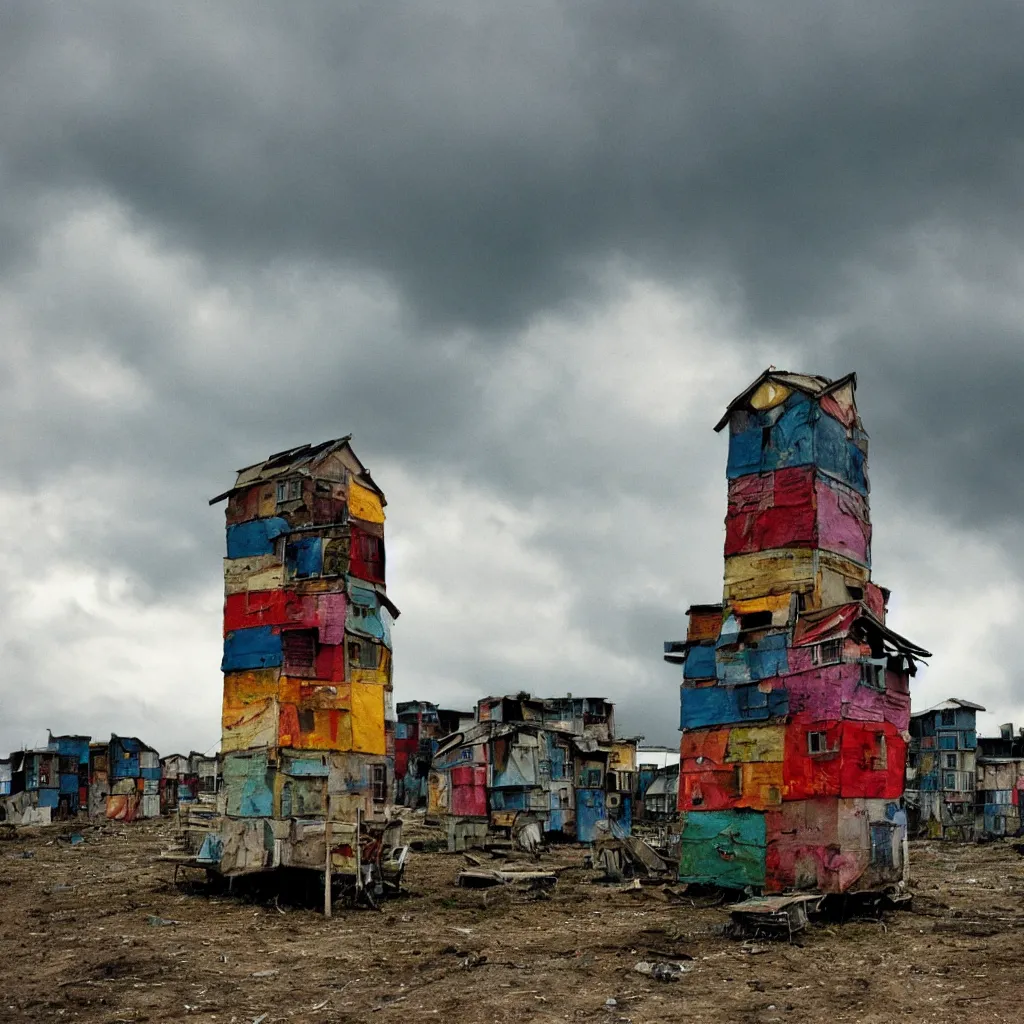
[860, 661, 885, 690]
[739, 611, 773, 630]
[945, 754, 957, 769]
[846, 585, 864, 601]
[941, 709, 956, 727]
[348, 639, 379, 670]
[812, 639, 844, 666]
[371, 764, 387, 802]
[283, 629, 318, 676]
[297, 709, 315, 733]
[808, 731, 828, 754]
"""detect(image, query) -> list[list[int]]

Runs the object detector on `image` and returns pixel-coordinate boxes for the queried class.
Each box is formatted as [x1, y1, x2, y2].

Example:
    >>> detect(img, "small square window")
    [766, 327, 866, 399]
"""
[945, 754, 957, 769]
[808, 731, 828, 754]
[941, 709, 956, 727]
[944, 772, 957, 789]
[812, 640, 843, 666]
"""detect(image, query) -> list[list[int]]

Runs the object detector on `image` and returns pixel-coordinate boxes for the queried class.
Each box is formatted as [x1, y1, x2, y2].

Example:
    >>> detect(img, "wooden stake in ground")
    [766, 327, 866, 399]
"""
[324, 797, 333, 919]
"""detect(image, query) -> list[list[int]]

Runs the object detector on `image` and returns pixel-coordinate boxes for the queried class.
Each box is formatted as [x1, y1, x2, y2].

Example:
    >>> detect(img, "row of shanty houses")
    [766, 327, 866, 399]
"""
[0, 733, 217, 825]
[905, 698, 1024, 839]
[425, 693, 641, 846]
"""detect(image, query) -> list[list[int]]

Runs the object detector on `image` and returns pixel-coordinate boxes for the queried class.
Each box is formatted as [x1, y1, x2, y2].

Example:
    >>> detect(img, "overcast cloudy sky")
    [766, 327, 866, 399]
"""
[2, 1, 1023, 757]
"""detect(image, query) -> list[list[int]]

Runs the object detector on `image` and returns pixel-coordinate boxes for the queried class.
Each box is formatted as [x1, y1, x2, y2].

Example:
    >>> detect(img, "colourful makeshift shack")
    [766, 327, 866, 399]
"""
[974, 724, 1024, 837]
[905, 698, 983, 838]
[47, 733, 91, 817]
[107, 734, 161, 821]
[160, 754, 198, 814]
[428, 693, 637, 845]
[666, 369, 930, 893]
[206, 437, 399, 876]
[394, 701, 472, 807]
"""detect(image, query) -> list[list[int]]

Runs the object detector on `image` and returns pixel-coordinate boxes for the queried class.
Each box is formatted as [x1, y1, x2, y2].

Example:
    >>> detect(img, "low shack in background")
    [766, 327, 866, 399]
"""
[427, 692, 638, 847]
[905, 698, 983, 839]
[975, 724, 1024, 836]
[394, 701, 472, 807]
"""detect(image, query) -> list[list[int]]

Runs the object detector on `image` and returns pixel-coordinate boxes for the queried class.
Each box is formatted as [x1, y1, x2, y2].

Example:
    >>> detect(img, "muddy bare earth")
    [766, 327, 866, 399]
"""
[0, 820, 1020, 1023]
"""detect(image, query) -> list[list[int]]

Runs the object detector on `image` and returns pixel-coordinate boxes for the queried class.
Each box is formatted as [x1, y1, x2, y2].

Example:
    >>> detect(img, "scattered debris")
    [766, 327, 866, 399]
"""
[457, 868, 558, 889]
[634, 961, 693, 982]
[725, 894, 824, 941]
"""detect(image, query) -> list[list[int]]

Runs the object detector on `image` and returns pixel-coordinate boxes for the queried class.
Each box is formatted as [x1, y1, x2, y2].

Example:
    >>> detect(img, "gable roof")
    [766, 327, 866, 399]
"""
[713, 368, 858, 432]
[209, 435, 385, 505]
[911, 697, 986, 718]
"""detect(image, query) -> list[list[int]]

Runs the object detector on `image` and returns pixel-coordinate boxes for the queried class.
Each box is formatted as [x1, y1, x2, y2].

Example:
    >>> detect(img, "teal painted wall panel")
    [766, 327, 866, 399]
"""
[679, 809, 767, 888]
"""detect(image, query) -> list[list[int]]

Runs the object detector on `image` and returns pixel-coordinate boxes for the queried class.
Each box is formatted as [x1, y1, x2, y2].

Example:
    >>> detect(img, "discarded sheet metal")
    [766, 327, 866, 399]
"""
[725, 894, 824, 941]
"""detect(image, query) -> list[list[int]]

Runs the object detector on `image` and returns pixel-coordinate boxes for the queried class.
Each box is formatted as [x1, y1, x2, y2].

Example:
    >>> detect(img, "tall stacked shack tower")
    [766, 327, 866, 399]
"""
[665, 371, 929, 893]
[209, 437, 398, 875]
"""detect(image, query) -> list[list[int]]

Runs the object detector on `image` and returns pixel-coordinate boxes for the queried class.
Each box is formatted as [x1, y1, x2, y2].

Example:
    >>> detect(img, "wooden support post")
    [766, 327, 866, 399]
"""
[355, 806, 363, 894]
[324, 797, 333, 919]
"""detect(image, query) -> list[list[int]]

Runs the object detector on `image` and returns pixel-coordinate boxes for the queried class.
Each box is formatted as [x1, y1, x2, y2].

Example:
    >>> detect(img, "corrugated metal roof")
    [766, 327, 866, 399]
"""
[911, 697, 987, 717]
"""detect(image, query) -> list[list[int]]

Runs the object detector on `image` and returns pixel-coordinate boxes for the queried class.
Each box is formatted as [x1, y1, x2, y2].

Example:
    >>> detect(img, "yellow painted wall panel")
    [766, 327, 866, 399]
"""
[725, 725, 785, 763]
[279, 707, 353, 751]
[350, 682, 386, 755]
[723, 549, 815, 602]
[278, 675, 301, 704]
[223, 669, 280, 707]
[738, 762, 784, 808]
[609, 742, 637, 771]
[222, 698, 278, 752]
[348, 481, 385, 524]
[348, 666, 389, 687]
[257, 485, 277, 518]
[749, 381, 791, 411]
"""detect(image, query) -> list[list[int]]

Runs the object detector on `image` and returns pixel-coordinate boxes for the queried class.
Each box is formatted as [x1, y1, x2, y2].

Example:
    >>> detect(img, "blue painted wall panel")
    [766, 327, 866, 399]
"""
[37, 788, 60, 808]
[222, 626, 283, 671]
[681, 683, 789, 730]
[112, 756, 140, 779]
[222, 753, 274, 817]
[53, 737, 90, 764]
[285, 536, 322, 578]
[727, 427, 763, 478]
[59, 773, 79, 795]
[284, 757, 330, 777]
[226, 517, 290, 558]
[716, 635, 789, 684]
[140, 766, 161, 781]
[347, 585, 388, 643]
[576, 788, 606, 843]
[683, 644, 717, 679]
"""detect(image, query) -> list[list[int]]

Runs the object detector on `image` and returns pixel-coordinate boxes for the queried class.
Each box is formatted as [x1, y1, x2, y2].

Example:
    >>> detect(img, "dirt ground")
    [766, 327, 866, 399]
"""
[1, 820, 1021, 1024]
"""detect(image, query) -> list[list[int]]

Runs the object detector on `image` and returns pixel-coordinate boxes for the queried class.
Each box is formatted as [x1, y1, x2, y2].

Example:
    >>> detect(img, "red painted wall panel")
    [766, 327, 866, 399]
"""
[223, 590, 318, 634]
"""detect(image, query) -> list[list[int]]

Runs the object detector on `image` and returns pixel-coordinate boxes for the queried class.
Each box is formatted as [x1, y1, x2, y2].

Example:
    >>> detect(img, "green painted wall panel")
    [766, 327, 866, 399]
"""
[679, 809, 766, 888]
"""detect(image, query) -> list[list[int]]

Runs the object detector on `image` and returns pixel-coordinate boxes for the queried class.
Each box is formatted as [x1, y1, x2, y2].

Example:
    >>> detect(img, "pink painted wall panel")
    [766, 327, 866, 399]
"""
[783, 664, 909, 730]
[816, 477, 870, 565]
[317, 593, 347, 645]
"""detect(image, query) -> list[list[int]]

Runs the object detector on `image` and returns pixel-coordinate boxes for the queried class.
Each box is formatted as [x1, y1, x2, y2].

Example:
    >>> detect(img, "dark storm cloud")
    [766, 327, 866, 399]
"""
[5, 1, 1024, 331]
[2, 1, 1024, 751]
